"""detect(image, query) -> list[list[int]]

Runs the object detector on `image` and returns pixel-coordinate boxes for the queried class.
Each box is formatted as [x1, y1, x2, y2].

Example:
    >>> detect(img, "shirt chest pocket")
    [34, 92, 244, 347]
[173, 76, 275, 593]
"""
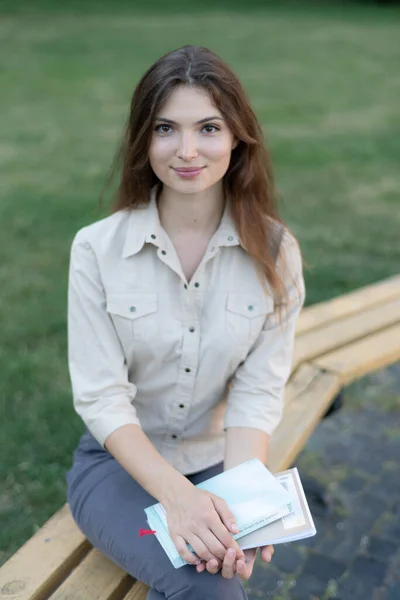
[225, 293, 274, 351]
[106, 293, 158, 350]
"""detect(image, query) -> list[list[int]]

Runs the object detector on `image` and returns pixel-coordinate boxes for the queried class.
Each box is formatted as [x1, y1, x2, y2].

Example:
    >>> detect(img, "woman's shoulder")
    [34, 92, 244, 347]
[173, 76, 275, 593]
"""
[71, 208, 131, 253]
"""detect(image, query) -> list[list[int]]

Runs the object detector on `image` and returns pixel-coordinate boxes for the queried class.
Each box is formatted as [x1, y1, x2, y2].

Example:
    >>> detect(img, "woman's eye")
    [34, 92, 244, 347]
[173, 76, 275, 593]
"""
[202, 124, 219, 134]
[155, 124, 173, 134]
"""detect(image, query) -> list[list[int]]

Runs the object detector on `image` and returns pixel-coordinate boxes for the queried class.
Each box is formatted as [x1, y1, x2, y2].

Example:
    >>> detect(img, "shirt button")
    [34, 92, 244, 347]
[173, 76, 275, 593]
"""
[211, 247, 216, 251]
[130, 306, 136, 312]
[151, 234, 156, 239]
[189, 327, 195, 333]
[161, 250, 167, 255]
[194, 282, 200, 288]
[184, 284, 188, 289]
[227, 236, 234, 241]
[185, 368, 191, 373]
[248, 305, 254, 311]
[179, 404, 185, 408]
[172, 434, 177, 439]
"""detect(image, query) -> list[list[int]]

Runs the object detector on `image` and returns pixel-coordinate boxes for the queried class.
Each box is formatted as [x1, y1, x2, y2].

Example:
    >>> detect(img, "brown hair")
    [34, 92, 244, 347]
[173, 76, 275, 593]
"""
[102, 45, 302, 305]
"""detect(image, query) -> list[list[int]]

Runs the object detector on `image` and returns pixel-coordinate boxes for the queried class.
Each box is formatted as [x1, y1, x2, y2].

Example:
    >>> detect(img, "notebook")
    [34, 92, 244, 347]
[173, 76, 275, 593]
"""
[144, 458, 294, 568]
[238, 467, 316, 549]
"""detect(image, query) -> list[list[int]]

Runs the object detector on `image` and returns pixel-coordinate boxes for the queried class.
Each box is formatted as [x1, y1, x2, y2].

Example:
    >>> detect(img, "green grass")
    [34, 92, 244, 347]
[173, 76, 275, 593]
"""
[1, 0, 400, 565]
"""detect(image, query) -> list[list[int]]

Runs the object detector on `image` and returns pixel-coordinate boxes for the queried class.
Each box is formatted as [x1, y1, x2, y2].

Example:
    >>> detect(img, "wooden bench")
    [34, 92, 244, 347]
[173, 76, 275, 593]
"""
[1, 273, 400, 600]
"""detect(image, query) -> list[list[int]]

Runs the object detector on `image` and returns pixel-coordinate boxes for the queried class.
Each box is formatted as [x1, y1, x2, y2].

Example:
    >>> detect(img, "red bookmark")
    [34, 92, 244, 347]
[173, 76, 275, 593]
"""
[139, 528, 157, 537]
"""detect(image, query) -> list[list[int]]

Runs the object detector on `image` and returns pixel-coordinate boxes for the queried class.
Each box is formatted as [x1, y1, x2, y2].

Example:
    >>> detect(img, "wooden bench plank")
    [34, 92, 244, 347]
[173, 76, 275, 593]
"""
[123, 581, 149, 600]
[296, 274, 400, 335]
[48, 549, 133, 600]
[0, 505, 90, 600]
[293, 297, 400, 371]
[312, 322, 400, 386]
[268, 367, 341, 473]
[285, 363, 322, 406]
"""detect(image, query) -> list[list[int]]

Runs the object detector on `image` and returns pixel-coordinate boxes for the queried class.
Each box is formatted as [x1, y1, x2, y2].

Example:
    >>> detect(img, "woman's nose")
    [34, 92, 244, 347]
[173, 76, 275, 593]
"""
[176, 132, 198, 161]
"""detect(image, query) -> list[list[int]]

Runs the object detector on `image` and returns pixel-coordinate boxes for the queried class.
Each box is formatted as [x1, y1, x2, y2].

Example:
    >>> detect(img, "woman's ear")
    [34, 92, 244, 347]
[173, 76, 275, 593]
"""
[232, 137, 239, 150]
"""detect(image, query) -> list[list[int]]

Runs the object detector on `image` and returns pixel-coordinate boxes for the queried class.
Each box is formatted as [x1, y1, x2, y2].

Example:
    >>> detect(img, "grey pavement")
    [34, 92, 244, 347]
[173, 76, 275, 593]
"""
[245, 362, 400, 600]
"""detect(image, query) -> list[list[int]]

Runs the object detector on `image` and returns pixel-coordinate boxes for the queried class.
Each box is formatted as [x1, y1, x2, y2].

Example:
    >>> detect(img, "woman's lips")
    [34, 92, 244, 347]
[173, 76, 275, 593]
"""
[173, 167, 205, 179]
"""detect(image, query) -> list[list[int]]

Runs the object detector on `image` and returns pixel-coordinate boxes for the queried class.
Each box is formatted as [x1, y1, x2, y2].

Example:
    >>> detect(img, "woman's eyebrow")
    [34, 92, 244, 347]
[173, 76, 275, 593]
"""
[154, 116, 224, 125]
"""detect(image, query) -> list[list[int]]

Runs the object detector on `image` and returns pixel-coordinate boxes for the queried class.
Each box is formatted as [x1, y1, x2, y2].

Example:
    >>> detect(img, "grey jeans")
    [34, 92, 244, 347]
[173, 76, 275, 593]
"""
[66, 429, 248, 600]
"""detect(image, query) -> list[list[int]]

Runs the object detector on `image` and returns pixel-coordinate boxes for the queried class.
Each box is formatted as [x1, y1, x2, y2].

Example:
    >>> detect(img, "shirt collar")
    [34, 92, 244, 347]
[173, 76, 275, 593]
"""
[122, 186, 241, 259]
[214, 199, 240, 248]
[122, 186, 168, 259]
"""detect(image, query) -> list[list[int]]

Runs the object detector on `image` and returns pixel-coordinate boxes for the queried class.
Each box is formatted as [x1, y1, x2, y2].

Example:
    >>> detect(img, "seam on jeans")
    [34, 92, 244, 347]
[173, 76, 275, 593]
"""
[169, 585, 191, 599]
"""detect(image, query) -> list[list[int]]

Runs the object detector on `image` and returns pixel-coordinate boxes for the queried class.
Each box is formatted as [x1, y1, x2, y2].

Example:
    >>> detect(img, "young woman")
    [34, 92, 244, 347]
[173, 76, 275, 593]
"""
[66, 45, 305, 600]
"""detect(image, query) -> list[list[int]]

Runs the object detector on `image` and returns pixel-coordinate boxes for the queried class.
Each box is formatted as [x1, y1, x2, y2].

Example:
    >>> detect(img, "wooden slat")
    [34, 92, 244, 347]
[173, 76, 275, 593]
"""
[312, 322, 400, 386]
[123, 582, 149, 600]
[297, 274, 400, 335]
[293, 297, 400, 371]
[0, 505, 90, 600]
[48, 549, 133, 600]
[268, 367, 341, 473]
[285, 363, 321, 407]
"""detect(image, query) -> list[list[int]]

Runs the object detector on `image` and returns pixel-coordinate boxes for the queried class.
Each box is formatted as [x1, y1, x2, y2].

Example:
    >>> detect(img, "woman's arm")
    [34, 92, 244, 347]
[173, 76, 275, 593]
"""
[223, 230, 305, 455]
[224, 427, 269, 471]
[105, 426, 244, 567]
[105, 424, 193, 504]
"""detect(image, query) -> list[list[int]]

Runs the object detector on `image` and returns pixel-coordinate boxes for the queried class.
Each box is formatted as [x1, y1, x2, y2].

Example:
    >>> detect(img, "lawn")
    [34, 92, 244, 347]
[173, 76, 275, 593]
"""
[1, 0, 399, 565]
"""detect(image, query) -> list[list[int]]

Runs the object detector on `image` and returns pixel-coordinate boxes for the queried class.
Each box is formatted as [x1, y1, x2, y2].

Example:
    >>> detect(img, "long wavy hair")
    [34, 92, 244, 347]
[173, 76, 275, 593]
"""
[102, 45, 302, 304]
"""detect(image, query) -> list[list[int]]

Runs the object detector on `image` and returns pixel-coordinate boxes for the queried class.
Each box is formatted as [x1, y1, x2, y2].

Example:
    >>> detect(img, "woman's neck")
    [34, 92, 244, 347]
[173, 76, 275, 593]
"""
[157, 183, 225, 240]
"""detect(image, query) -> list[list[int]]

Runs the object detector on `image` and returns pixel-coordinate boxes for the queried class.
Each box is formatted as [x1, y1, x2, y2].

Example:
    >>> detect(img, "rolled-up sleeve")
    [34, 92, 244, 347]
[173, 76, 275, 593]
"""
[224, 230, 305, 435]
[68, 233, 141, 447]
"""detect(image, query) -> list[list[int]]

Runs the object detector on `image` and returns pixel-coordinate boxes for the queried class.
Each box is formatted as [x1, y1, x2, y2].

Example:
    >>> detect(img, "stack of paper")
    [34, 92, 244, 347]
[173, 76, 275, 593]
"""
[144, 458, 316, 568]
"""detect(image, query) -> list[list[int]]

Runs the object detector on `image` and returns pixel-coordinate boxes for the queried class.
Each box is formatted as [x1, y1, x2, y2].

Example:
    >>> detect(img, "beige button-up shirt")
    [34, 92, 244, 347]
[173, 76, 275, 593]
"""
[68, 188, 305, 475]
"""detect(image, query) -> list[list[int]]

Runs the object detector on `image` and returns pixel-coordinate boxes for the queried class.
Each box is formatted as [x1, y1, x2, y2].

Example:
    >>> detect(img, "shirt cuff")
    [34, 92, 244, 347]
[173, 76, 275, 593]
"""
[75, 394, 142, 448]
[223, 390, 283, 436]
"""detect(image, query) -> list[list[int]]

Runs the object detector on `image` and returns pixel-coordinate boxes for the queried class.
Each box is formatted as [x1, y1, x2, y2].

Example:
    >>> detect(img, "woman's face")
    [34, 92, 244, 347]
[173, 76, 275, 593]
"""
[149, 85, 237, 195]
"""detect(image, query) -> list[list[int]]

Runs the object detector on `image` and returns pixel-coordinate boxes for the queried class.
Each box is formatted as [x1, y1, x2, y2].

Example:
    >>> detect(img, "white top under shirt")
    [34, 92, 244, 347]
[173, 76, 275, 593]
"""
[67, 187, 305, 475]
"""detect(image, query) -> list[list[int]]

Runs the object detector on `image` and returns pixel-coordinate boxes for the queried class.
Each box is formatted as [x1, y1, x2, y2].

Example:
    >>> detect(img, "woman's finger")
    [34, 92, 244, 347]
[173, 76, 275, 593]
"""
[186, 533, 218, 563]
[172, 535, 201, 566]
[236, 559, 251, 580]
[221, 548, 236, 579]
[261, 545, 275, 562]
[196, 561, 206, 573]
[210, 495, 240, 536]
[198, 528, 231, 561]
[210, 520, 245, 560]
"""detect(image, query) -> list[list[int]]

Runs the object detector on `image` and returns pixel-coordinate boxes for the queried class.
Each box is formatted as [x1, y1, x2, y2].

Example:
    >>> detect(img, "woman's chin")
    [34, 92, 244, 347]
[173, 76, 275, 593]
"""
[165, 178, 210, 195]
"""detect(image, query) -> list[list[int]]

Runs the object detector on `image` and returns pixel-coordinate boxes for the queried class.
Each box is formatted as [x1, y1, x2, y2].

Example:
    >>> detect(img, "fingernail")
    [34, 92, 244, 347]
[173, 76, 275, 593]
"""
[210, 559, 218, 568]
[265, 552, 271, 561]
[231, 523, 240, 533]
[228, 548, 235, 557]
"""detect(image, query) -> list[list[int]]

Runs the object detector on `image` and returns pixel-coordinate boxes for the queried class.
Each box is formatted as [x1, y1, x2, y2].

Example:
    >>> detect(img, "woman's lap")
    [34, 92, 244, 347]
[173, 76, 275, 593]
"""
[66, 430, 248, 600]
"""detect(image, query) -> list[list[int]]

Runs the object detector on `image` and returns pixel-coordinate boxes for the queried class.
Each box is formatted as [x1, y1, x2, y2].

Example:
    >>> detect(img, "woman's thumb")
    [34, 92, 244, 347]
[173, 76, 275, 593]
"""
[211, 494, 240, 534]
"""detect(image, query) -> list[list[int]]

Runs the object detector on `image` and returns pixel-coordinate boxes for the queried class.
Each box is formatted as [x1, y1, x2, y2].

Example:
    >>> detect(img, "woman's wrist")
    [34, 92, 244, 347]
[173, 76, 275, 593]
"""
[159, 469, 194, 508]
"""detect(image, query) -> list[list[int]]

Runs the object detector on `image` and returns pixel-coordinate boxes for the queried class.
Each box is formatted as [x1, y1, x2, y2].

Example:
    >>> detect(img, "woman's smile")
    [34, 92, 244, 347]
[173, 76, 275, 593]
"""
[172, 166, 205, 179]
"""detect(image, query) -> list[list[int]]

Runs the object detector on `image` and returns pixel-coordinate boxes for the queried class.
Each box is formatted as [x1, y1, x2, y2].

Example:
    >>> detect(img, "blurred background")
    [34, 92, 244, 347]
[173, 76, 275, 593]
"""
[1, 1, 399, 598]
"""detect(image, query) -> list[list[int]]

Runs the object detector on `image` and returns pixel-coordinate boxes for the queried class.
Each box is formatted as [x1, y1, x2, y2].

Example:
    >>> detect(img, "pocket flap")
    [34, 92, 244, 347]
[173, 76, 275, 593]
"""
[226, 293, 273, 318]
[106, 293, 157, 319]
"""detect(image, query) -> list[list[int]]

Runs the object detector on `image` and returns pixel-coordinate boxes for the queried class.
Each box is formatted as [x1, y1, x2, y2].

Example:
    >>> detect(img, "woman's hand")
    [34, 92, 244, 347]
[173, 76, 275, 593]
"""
[196, 544, 275, 579]
[164, 485, 245, 566]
